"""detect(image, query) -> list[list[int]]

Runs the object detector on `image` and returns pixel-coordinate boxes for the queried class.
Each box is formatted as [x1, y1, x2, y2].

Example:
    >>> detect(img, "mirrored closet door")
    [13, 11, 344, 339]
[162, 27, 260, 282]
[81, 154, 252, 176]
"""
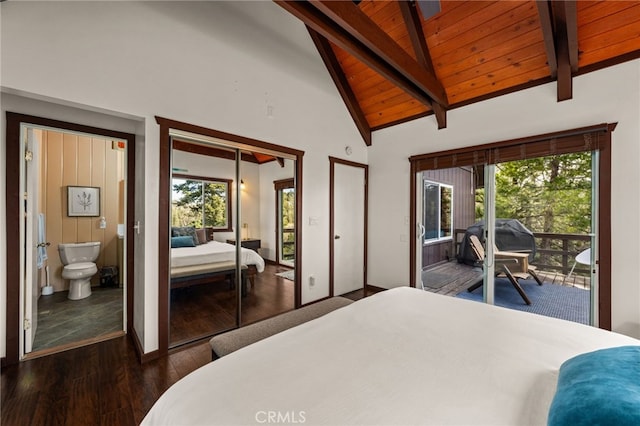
[163, 123, 302, 349]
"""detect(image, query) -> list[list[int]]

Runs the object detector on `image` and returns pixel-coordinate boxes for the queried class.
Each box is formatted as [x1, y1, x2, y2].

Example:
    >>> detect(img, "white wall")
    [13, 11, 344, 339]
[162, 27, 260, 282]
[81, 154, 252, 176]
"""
[0, 1, 366, 356]
[368, 60, 640, 338]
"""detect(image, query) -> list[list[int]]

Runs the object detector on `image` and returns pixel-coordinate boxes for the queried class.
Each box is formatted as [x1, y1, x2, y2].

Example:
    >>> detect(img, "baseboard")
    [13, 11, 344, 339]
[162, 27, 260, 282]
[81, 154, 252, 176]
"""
[131, 327, 161, 364]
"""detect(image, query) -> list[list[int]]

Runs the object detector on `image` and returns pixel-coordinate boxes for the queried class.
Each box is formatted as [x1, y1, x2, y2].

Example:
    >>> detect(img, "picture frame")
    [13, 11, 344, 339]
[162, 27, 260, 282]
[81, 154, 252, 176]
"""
[67, 186, 100, 217]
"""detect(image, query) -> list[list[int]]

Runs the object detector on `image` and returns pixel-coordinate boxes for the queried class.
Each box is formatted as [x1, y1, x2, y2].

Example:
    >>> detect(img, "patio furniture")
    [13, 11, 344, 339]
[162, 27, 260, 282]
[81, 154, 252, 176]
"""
[466, 235, 533, 305]
[494, 244, 543, 286]
[564, 248, 591, 283]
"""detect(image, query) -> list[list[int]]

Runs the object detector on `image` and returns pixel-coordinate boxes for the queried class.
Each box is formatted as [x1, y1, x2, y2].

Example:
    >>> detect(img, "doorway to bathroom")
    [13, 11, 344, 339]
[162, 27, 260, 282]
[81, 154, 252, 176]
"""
[5, 112, 136, 363]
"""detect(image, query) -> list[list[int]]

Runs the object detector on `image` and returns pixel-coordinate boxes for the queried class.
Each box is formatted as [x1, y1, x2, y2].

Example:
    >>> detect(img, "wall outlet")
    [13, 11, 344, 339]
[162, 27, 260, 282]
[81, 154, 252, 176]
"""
[309, 275, 315, 287]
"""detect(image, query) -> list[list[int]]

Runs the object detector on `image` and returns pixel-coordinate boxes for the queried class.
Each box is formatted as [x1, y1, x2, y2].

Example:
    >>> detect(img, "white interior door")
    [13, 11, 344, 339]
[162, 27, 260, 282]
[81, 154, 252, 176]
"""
[333, 162, 365, 296]
[23, 127, 40, 355]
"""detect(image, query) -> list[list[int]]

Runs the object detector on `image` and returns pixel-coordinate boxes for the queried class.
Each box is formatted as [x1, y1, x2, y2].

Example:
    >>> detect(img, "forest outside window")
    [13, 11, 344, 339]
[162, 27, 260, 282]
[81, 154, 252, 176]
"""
[423, 180, 453, 244]
[172, 176, 232, 231]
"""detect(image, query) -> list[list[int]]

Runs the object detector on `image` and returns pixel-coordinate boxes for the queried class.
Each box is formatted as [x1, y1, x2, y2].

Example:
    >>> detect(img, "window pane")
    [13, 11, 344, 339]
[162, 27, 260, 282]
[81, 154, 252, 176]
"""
[203, 182, 228, 228]
[171, 179, 204, 228]
[424, 182, 438, 240]
[440, 186, 453, 238]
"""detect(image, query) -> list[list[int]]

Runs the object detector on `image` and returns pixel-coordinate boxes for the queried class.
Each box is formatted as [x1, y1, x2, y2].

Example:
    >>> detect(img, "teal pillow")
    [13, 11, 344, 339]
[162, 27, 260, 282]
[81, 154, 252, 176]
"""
[548, 346, 640, 426]
[171, 236, 196, 248]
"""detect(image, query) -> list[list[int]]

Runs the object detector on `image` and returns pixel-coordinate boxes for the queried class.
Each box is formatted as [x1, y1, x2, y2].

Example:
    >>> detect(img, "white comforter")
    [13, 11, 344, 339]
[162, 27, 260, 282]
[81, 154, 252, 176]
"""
[171, 240, 265, 273]
[142, 287, 639, 425]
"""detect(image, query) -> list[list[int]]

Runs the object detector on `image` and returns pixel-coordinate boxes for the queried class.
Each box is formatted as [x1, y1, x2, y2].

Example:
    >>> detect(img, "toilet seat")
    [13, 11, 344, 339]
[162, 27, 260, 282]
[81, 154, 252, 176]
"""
[64, 262, 96, 270]
[62, 262, 97, 280]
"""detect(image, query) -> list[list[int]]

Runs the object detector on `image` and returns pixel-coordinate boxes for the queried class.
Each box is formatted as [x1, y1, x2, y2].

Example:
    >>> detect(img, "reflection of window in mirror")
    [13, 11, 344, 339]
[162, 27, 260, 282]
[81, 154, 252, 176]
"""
[171, 176, 233, 232]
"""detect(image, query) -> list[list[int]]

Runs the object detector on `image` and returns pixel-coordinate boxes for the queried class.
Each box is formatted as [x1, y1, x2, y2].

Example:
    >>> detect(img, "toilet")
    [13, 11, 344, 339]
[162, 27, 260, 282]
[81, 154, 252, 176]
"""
[58, 242, 101, 300]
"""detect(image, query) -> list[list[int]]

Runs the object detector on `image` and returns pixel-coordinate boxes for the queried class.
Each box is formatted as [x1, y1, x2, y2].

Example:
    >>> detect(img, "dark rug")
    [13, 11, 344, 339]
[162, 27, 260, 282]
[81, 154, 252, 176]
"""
[422, 271, 453, 289]
[456, 278, 590, 324]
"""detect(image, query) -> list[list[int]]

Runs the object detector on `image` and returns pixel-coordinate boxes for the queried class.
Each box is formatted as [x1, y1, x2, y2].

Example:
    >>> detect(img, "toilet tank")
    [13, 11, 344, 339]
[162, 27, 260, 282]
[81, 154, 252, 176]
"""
[58, 242, 101, 264]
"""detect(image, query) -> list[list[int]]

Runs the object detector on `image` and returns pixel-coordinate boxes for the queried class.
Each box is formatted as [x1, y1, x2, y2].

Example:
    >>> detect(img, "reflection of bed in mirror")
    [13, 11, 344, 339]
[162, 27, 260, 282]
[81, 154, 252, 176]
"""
[170, 240, 265, 295]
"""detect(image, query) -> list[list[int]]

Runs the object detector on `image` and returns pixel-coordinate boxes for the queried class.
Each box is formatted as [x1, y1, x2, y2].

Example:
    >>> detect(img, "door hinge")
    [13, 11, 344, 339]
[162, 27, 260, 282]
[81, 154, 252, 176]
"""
[24, 150, 33, 161]
[24, 318, 31, 330]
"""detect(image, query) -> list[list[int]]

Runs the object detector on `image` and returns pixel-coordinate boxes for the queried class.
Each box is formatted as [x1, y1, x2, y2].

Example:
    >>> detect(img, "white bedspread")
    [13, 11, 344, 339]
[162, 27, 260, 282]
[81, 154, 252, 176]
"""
[142, 287, 639, 425]
[171, 240, 265, 273]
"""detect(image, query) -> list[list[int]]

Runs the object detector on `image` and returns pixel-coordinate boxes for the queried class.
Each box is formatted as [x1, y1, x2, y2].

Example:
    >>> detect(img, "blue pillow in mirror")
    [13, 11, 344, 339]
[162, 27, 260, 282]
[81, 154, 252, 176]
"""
[171, 236, 196, 248]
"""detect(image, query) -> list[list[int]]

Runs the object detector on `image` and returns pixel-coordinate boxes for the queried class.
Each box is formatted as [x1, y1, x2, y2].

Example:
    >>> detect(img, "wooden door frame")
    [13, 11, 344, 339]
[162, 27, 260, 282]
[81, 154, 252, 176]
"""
[3, 112, 136, 366]
[156, 116, 304, 358]
[329, 156, 368, 297]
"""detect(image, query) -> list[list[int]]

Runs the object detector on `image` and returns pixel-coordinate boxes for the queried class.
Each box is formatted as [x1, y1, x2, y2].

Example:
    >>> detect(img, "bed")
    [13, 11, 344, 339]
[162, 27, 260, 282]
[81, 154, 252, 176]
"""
[142, 287, 640, 425]
[170, 240, 265, 292]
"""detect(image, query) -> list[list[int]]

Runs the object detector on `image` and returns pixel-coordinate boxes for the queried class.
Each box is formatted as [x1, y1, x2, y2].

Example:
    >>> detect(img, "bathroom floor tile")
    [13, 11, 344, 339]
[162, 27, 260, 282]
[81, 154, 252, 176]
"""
[32, 287, 123, 352]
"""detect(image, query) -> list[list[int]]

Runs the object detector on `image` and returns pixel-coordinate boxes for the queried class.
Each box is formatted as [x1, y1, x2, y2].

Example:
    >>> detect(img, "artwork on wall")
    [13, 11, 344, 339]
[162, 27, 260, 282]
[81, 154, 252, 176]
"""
[67, 186, 100, 217]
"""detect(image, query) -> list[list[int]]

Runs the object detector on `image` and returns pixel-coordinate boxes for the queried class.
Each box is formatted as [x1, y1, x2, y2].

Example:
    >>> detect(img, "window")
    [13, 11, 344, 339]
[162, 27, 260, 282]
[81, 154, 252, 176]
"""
[423, 180, 453, 244]
[171, 176, 232, 231]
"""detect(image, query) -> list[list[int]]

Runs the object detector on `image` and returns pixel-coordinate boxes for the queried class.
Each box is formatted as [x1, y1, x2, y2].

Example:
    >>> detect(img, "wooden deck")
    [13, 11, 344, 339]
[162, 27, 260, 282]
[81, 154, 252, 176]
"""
[421, 260, 591, 296]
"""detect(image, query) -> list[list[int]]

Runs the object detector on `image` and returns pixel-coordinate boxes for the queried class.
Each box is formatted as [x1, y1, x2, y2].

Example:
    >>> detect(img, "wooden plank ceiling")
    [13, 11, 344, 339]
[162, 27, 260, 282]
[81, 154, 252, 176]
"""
[276, 0, 640, 145]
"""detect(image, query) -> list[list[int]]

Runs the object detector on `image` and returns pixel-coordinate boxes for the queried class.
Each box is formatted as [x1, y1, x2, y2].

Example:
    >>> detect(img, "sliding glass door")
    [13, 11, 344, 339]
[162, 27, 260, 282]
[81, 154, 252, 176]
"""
[412, 124, 613, 328]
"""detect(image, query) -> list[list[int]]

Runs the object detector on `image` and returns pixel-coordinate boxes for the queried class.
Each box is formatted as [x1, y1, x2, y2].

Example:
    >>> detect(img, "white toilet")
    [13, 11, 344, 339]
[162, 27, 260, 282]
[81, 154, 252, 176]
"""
[58, 242, 101, 300]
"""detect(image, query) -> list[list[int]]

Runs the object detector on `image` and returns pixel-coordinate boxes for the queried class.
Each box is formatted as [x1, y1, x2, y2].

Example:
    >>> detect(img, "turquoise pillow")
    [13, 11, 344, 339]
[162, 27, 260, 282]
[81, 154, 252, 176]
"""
[548, 346, 640, 426]
[171, 236, 196, 248]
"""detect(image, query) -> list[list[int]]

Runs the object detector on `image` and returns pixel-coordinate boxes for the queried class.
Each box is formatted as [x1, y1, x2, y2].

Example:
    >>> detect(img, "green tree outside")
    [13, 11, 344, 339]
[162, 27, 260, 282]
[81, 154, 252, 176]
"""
[172, 179, 229, 228]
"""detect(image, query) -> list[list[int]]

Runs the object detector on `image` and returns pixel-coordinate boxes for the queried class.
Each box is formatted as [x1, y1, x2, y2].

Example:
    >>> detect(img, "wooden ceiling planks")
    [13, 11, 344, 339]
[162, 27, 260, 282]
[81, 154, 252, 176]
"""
[281, 0, 640, 140]
[577, 1, 640, 68]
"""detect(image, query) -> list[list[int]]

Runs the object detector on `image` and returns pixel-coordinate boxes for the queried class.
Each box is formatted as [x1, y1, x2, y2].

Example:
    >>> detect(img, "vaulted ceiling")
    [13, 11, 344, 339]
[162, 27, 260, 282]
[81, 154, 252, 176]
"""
[276, 1, 640, 145]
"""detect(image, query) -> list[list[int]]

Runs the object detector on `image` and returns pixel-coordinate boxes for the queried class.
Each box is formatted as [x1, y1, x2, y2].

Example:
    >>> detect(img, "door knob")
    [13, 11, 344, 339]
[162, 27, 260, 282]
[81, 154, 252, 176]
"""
[334, 235, 340, 239]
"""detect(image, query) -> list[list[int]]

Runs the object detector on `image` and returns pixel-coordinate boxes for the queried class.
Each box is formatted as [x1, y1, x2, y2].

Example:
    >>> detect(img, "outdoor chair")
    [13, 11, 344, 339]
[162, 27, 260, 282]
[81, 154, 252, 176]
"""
[493, 244, 543, 286]
[466, 235, 535, 305]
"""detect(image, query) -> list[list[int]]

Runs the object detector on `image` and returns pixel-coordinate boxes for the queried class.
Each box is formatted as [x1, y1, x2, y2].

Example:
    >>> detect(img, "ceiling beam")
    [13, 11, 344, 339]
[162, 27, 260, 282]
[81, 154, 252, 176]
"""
[308, 0, 448, 108]
[274, 0, 442, 112]
[398, 0, 446, 129]
[536, 1, 557, 78]
[538, 1, 578, 102]
[564, 1, 579, 72]
[308, 27, 372, 146]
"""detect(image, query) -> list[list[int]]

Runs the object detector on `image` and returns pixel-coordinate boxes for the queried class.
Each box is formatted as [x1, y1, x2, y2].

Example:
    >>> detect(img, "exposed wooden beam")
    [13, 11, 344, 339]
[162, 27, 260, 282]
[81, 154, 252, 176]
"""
[308, 0, 448, 108]
[564, 1, 579, 72]
[552, 0, 576, 101]
[537, 1, 578, 102]
[398, 0, 446, 129]
[536, 0, 557, 78]
[275, 1, 438, 111]
[307, 27, 372, 146]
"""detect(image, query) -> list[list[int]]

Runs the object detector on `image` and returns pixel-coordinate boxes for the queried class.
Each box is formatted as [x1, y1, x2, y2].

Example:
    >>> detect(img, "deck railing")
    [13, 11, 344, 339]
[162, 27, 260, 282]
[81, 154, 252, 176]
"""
[454, 229, 592, 277]
[533, 233, 591, 276]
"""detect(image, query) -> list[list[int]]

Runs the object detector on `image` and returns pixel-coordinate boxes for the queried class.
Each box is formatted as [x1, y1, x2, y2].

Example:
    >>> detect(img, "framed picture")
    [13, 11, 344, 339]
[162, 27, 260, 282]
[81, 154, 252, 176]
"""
[67, 186, 100, 217]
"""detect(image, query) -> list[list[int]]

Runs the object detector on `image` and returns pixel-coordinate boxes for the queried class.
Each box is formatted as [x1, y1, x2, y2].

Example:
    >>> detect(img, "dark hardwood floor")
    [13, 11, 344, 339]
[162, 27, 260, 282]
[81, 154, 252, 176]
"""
[170, 263, 296, 346]
[0, 265, 324, 426]
[2, 335, 210, 425]
[1, 271, 375, 425]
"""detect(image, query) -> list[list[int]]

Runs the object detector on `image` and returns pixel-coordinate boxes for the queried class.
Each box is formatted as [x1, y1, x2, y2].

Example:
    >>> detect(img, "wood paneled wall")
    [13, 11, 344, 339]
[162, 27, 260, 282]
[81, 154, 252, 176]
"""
[39, 129, 125, 292]
[422, 167, 476, 267]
